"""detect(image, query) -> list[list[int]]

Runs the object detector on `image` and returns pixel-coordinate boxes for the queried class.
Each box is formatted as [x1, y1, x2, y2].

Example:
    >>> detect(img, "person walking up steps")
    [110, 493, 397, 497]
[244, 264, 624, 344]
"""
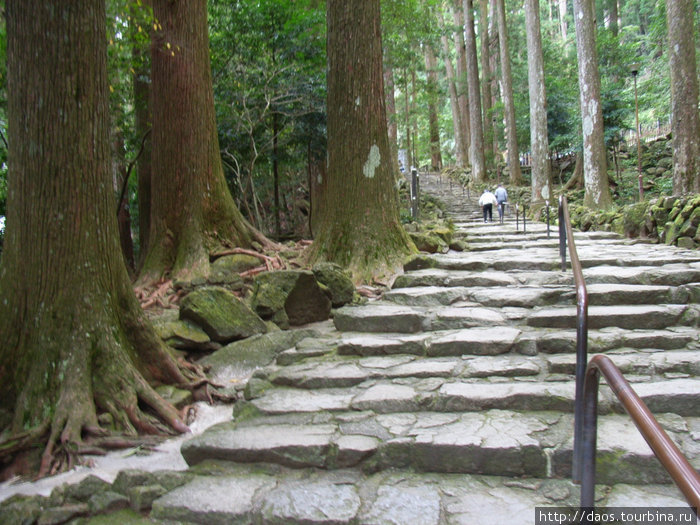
[495, 183, 508, 221]
[479, 188, 498, 223]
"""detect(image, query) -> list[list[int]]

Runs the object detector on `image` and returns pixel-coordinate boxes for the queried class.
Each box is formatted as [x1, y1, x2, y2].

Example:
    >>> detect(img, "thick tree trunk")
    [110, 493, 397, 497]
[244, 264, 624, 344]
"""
[439, 9, 468, 167]
[667, 0, 700, 194]
[479, 0, 496, 171]
[495, 0, 523, 185]
[0, 0, 191, 478]
[424, 45, 443, 171]
[309, 0, 414, 280]
[463, 0, 487, 183]
[573, 0, 613, 209]
[525, 0, 553, 203]
[141, 0, 268, 284]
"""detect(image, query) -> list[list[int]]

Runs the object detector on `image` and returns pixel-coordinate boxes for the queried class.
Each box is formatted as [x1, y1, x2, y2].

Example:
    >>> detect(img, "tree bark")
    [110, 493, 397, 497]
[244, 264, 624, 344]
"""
[0, 0, 191, 477]
[524, 0, 553, 203]
[667, 0, 700, 194]
[309, 0, 415, 279]
[424, 45, 443, 171]
[573, 0, 613, 209]
[439, 9, 468, 167]
[463, 0, 487, 183]
[559, 0, 569, 41]
[495, 0, 523, 185]
[479, 0, 496, 170]
[140, 0, 269, 284]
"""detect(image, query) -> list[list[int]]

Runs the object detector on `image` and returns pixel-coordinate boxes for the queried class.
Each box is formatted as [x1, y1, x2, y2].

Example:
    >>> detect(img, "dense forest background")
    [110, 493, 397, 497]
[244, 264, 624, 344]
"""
[0, 0, 697, 250]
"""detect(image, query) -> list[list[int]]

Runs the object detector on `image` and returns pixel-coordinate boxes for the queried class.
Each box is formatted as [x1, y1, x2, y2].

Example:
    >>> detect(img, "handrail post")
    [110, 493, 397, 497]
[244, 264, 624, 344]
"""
[558, 195, 567, 271]
[516, 203, 519, 231]
[523, 204, 527, 233]
[546, 200, 550, 238]
[580, 364, 600, 512]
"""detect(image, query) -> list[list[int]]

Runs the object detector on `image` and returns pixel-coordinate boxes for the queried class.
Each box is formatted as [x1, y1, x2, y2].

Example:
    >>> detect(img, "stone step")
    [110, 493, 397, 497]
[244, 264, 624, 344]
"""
[394, 265, 700, 289]
[264, 350, 700, 391]
[405, 252, 700, 273]
[333, 302, 699, 334]
[382, 283, 696, 308]
[181, 409, 700, 485]
[527, 304, 699, 330]
[149, 463, 688, 525]
[332, 326, 698, 358]
[242, 375, 700, 417]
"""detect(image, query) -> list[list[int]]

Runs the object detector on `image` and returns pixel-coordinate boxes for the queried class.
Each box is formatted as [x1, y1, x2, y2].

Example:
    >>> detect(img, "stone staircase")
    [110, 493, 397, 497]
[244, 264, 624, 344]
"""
[151, 174, 700, 524]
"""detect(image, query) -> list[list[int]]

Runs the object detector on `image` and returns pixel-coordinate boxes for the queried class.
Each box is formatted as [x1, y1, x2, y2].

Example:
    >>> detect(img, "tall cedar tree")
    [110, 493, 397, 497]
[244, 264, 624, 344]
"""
[494, 0, 523, 185]
[309, 0, 415, 279]
[666, 0, 700, 194]
[525, 0, 553, 203]
[0, 0, 194, 477]
[139, 0, 270, 284]
[573, 0, 613, 209]
[424, 45, 444, 171]
[463, 0, 487, 182]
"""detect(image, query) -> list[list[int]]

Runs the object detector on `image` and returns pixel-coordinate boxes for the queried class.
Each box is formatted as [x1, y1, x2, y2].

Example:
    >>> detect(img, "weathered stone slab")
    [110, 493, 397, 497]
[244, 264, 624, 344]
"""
[261, 480, 361, 524]
[393, 269, 518, 289]
[436, 382, 575, 412]
[463, 286, 572, 308]
[271, 361, 371, 389]
[333, 304, 426, 333]
[429, 306, 507, 331]
[583, 264, 700, 286]
[337, 333, 428, 356]
[585, 283, 679, 305]
[351, 383, 418, 413]
[462, 355, 542, 378]
[428, 327, 522, 356]
[248, 388, 354, 415]
[382, 286, 470, 306]
[151, 475, 275, 525]
[527, 304, 689, 330]
[360, 484, 441, 525]
[181, 422, 337, 468]
[631, 378, 700, 416]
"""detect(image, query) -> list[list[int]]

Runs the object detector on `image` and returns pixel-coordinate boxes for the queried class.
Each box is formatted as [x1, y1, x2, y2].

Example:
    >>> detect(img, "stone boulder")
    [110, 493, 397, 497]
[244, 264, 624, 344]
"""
[179, 286, 267, 343]
[251, 271, 331, 328]
[312, 262, 355, 307]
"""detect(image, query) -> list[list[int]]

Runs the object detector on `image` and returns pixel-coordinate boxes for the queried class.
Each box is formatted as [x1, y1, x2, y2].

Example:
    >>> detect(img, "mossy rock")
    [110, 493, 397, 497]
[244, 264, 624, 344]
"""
[211, 253, 262, 274]
[155, 385, 192, 408]
[407, 231, 448, 253]
[251, 270, 331, 327]
[152, 318, 220, 353]
[179, 286, 267, 343]
[677, 236, 696, 249]
[622, 202, 649, 238]
[312, 262, 355, 307]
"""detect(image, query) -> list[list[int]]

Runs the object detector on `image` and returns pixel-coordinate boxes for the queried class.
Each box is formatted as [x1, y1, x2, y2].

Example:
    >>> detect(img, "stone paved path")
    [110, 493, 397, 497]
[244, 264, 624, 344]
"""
[6, 174, 699, 524]
[159, 174, 700, 524]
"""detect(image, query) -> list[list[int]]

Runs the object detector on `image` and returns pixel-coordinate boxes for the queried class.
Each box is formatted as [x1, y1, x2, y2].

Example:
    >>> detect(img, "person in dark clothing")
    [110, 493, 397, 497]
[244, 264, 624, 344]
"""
[495, 184, 508, 220]
[479, 189, 498, 223]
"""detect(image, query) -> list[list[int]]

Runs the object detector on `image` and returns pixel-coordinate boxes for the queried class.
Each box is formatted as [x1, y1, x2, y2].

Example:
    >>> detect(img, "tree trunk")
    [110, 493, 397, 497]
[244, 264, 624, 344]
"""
[384, 64, 400, 172]
[0, 0, 191, 478]
[403, 68, 412, 170]
[463, 0, 487, 183]
[439, 9, 468, 167]
[479, 0, 496, 171]
[495, 0, 523, 185]
[141, 0, 268, 284]
[573, 0, 613, 209]
[525, 0, 553, 203]
[559, 0, 569, 41]
[309, 0, 415, 279]
[667, 0, 700, 194]
[131, 0, 152, 268]
[424, 45, 443, 171]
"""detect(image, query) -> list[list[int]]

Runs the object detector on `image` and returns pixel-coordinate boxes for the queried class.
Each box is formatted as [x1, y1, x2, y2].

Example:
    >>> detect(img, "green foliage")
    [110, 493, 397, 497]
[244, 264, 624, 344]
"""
[209, 0, 326, 235]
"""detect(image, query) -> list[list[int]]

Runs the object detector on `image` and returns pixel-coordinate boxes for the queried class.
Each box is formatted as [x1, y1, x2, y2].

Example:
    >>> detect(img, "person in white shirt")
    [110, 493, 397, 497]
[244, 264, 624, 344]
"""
[478, 189, 498, 223]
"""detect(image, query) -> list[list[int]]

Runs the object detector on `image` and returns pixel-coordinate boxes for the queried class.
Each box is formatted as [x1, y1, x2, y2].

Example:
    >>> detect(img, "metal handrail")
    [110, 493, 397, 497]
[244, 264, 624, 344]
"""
[558, 195, 589, 482]
[558, 195, 700, 512]
[581, 355, 700, 510]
